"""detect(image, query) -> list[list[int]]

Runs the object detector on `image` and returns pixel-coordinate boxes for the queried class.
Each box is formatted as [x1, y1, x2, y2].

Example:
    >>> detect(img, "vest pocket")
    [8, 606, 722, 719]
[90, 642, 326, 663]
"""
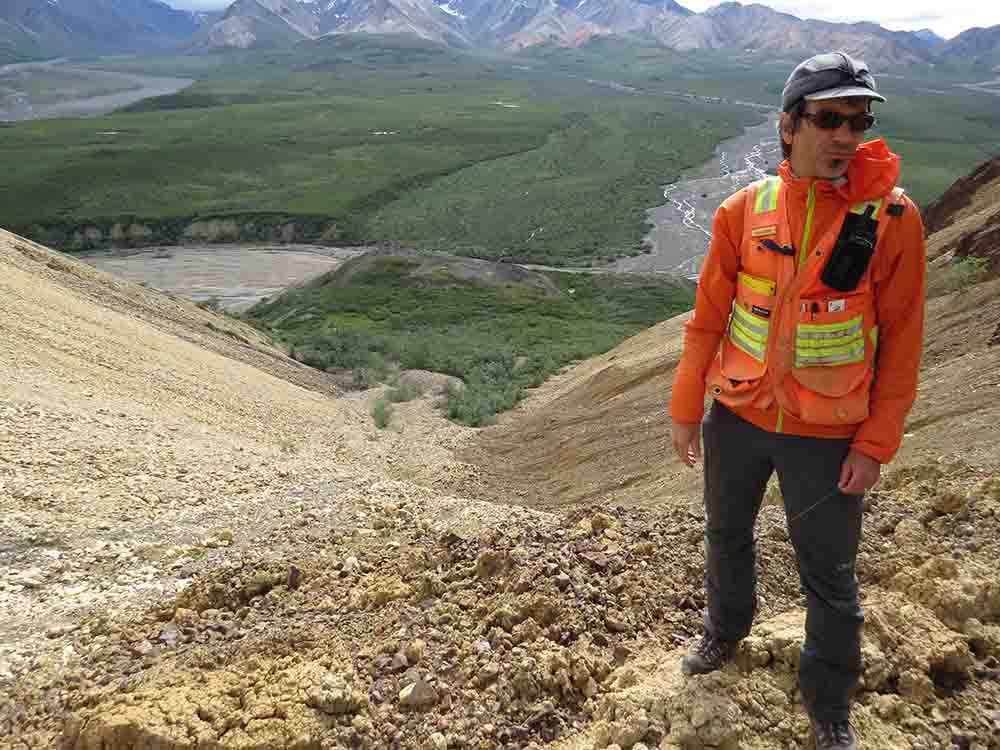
[729, 304, 769, 361]
[794, 314, 865, 369]
[718, 275, 774, 381]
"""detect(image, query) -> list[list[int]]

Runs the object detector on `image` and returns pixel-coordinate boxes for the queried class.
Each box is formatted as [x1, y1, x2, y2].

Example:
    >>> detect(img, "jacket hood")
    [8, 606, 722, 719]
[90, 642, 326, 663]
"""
[778, 139, 900, 202]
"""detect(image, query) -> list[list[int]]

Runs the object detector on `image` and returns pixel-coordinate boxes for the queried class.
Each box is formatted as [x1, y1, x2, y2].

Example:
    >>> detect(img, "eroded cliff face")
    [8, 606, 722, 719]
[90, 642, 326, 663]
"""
[923, 157, 1000, 234]
[923, 156, 1000, 275]
[19, 213, 345, 252]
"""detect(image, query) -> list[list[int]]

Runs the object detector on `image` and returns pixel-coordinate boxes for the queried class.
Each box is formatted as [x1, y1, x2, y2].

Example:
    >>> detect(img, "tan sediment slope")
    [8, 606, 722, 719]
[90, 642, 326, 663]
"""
[1, 202, 999, 750]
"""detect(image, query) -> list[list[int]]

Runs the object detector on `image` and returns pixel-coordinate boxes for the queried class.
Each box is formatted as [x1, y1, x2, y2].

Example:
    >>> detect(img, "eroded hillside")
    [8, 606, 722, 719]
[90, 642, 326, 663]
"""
[2, 155, 1000, 750]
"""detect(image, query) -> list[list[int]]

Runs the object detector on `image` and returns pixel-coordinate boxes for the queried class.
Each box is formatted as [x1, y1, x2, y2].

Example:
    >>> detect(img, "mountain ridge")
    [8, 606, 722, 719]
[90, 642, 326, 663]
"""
[3, 0, 999, 65]
[194, 0, 1000, 65]
[0, 0, 203, 62]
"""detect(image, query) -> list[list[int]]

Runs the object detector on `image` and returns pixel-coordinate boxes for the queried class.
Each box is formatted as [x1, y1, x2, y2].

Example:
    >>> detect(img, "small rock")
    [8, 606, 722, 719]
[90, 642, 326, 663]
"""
[428, 732, 447, 750]
[476, 550, 506, 579]
[343, 556, 360, 575]
[591, 513, 618, 533]
[405, 639, 426, 665]
[399, 678, 438, 709]
[605, 612, 629, 633]
[554, 573, 572, 591]
[13, 569, 45, 589]
[612, 644, 632, 666]
[632, 541, 655, 556]
[933, 491, 968, 515]
[174, 608, 199, 627]
[479, 662, 501, 685]
[765, 525, 788, 541]
[287, 565, 302, 590]
[157, 622, 180, 646]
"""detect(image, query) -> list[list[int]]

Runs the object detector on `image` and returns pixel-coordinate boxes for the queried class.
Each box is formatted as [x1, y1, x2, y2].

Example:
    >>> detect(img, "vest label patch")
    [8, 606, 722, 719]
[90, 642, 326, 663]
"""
[751, 305, 772, 318]
[751, 225, 777, 238]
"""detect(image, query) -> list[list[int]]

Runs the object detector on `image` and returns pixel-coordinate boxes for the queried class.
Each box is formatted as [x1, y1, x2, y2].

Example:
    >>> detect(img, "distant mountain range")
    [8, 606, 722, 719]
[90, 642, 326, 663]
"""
[1, 0, 999, 67]
[192, 0, 1000, 67]
[0, 0, 210, 62]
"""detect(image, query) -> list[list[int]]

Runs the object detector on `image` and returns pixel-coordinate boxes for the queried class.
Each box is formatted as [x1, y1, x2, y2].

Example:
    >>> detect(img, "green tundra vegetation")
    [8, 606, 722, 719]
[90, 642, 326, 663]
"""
[3, 37, 998, 263]
[1, 36, 754, 263]
[245, 255, 694, 425]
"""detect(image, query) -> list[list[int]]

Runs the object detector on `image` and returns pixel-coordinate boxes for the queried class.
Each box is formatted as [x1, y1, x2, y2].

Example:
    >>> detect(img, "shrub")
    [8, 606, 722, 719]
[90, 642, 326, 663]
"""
[387, 381, 426, 403]
[372, 398, 393, 429]
[928, 255, 990, 298]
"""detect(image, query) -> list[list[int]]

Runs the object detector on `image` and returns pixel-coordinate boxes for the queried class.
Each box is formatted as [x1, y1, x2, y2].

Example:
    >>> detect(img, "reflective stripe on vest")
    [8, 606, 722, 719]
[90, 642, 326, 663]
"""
[753, 176, 781, 214]
[795, 314, 865, 367]
[730, 304, 769, 362]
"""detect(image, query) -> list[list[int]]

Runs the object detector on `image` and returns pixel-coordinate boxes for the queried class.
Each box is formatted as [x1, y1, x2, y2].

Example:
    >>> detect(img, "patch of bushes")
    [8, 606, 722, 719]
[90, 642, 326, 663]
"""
[386, 381, 427, 403]
[928, 255, 990, 297]
[248, 264, 694, 426]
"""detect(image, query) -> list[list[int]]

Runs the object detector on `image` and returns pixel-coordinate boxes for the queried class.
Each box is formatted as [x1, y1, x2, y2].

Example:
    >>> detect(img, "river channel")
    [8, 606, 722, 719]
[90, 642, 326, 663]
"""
[79, 245, 368, 311]
[610, 112, 782, 277]
[0, 59, 193, 121]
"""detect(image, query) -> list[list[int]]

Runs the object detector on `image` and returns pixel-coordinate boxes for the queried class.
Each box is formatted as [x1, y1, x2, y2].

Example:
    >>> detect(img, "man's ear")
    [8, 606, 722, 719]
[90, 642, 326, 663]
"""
[779, 112, 795, 147]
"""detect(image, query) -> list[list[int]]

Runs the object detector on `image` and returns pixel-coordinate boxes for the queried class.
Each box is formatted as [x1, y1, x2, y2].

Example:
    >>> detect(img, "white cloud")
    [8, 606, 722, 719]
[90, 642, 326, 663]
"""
[681, 0, 1000, 39]
[170, 0, 229, 9]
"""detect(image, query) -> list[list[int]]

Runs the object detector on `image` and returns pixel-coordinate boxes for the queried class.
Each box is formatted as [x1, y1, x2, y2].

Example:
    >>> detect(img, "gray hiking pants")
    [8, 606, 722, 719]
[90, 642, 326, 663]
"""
[701, 400, 864, 723]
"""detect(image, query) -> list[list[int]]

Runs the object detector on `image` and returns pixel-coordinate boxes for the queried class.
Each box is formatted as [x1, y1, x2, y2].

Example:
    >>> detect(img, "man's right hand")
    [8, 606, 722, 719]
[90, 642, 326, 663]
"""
[671, 422, 702, 467]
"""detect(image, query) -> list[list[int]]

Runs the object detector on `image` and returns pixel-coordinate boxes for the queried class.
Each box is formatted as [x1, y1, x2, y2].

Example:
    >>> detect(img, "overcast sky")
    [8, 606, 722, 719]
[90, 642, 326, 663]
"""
[169, 0, 999, 40]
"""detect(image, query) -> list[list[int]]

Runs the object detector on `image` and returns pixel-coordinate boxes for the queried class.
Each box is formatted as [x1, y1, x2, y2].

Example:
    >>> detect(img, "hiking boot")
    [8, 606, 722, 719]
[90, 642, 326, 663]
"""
[680, 632, 736, 675]
[811, 719, 859, 750]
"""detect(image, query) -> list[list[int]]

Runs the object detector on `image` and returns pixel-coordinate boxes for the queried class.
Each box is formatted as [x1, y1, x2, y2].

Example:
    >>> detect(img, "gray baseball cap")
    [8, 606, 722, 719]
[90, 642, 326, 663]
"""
[781, 51, 886, 112]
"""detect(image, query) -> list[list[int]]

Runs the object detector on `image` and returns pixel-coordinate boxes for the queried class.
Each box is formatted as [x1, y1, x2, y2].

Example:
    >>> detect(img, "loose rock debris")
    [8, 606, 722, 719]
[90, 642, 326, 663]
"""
[2, 459, 998, 750]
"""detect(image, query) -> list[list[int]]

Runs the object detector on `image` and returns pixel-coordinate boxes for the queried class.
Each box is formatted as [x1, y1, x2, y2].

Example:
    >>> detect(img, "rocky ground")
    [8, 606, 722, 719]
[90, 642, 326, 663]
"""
[3, 455, 999, 749]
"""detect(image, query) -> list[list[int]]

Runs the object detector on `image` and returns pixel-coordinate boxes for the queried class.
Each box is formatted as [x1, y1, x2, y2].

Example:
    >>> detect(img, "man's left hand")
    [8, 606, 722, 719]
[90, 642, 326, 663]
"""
[838, 449, 881, 495]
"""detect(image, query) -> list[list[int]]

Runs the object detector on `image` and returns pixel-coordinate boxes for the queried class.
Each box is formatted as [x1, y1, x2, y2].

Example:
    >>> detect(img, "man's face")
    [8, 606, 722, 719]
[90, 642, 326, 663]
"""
[782, 97, 870, 180]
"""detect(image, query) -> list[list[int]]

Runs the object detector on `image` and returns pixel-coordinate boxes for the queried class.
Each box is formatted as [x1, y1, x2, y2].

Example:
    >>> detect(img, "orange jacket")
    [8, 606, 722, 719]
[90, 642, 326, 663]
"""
[670, 140, 926, 464]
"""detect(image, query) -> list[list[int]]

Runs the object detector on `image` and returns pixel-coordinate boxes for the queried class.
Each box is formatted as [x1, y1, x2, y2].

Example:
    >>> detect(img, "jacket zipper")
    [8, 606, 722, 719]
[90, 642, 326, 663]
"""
[777, 181, 817, 435]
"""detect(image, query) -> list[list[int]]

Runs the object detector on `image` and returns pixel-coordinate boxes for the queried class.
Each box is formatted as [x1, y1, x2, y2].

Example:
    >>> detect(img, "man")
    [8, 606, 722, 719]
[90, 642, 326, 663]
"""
[668, 51, 926, 750]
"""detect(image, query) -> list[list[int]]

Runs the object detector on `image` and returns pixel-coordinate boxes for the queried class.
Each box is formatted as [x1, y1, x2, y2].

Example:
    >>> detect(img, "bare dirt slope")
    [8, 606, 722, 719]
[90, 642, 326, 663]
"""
[0, 228, 477, 668]
[2, 193, 999, 750]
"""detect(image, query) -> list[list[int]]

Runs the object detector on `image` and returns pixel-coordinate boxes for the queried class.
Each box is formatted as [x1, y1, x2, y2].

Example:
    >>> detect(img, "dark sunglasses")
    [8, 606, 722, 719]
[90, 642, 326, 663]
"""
[801, 109, 877, 133]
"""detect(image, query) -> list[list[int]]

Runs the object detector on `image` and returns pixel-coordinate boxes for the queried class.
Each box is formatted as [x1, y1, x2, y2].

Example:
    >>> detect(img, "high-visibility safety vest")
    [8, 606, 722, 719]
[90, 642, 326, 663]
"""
[705, 175, 904, 429]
